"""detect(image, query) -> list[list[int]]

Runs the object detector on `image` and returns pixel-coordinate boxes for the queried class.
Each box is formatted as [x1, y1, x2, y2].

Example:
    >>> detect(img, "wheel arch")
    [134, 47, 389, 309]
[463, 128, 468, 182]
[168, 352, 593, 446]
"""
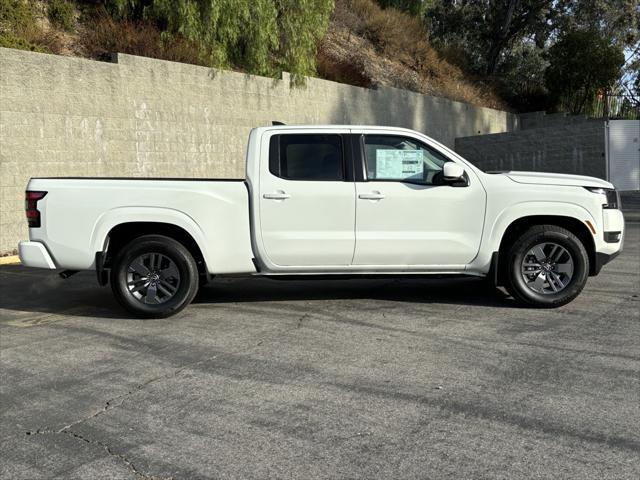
[103, 222, 207, 273]
[91, 207, 209, 271]
[496, 215, 597, 285]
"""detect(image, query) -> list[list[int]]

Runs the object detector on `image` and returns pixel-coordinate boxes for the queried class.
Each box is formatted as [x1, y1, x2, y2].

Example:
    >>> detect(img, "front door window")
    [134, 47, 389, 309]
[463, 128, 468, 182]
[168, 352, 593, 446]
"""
[364, 135, 450, 185]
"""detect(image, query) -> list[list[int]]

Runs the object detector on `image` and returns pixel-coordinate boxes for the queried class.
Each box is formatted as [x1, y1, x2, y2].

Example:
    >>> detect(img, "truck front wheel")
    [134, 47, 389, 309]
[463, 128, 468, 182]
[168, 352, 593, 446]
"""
[110, 235, 199, 318]
[505, 225, 589, 308]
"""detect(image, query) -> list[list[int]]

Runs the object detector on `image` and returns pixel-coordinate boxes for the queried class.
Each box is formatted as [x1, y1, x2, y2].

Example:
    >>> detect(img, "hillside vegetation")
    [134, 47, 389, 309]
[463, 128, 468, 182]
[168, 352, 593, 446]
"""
[1, 0, 506, 109]
[319, 0, 505, 108]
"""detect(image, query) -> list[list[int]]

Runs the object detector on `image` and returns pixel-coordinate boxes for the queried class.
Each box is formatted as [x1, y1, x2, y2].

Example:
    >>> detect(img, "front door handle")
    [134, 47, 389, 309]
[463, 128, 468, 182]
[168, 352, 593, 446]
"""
[263, 192, 291, 200]
[358, 192, 385, 200]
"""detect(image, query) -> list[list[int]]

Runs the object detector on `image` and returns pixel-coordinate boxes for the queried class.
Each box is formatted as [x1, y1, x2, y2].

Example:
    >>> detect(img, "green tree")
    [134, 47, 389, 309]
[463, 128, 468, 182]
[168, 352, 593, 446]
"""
[544, 30, 625, 114]
[425, 0, 638, 112]
[426, 0, 638, 76]
[552, 0, 640, 48]
[425, 0, 552, 76]
[498, 41, 550, 111]
[109, 0, 334, 83]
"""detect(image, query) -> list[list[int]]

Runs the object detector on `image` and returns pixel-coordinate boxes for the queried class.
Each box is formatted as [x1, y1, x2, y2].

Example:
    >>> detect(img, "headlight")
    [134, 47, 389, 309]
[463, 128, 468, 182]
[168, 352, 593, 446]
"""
[584, 187, 619, 209]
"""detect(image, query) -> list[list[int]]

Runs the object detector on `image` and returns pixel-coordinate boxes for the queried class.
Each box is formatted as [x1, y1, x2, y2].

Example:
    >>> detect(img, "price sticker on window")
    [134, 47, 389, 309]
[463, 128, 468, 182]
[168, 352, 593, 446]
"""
[376, 150, 423, 180]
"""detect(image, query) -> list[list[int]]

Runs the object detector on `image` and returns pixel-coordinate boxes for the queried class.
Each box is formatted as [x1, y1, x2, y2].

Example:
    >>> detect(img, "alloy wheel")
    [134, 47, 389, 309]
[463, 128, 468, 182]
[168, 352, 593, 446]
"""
[126, 253, 181, 304]
[521, 242, 574, 294]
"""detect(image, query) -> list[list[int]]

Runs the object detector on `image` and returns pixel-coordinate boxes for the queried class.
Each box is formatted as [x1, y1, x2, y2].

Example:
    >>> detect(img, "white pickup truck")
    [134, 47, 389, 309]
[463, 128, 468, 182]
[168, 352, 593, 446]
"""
[19, 125, 624, 317]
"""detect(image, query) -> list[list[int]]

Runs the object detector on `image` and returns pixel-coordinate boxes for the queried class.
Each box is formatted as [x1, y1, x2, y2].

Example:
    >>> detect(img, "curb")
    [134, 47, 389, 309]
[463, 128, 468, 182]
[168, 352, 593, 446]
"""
[0, 255, 20, 265]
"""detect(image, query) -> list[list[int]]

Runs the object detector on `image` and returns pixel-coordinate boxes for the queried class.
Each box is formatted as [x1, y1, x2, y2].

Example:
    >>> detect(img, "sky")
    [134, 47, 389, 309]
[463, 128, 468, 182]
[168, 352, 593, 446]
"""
[620, 43, 639, 93]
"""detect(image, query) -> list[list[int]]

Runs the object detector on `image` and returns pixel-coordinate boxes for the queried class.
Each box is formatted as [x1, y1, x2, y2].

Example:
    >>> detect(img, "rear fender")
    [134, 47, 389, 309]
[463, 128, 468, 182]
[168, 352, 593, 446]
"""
[91, 207, 210, 268]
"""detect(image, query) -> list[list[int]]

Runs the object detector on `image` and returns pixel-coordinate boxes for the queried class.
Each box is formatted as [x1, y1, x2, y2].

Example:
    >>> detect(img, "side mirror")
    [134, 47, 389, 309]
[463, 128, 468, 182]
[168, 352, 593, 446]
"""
[442, 163, 468, 187]
[443, 162, 465, 181]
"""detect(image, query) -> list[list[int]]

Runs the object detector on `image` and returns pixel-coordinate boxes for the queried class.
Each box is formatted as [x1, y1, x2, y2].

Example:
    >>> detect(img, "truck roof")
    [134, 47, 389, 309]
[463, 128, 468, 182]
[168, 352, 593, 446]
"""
[255, 124, 421, 132]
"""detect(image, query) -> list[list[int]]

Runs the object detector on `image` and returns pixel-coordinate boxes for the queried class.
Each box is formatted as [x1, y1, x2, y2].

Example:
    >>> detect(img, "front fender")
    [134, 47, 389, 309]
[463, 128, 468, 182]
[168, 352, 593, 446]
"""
[469, 201, 597, 274]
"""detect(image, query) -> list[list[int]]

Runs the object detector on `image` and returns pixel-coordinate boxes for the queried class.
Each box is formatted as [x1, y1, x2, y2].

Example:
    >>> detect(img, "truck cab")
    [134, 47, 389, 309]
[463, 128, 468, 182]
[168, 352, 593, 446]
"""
[248, 126, 485, 271]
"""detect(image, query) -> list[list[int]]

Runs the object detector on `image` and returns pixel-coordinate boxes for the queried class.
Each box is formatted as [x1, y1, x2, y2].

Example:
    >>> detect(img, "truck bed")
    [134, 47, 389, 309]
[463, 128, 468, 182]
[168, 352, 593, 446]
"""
[26, 177, 256, 274]
[31, 177, 246, 181]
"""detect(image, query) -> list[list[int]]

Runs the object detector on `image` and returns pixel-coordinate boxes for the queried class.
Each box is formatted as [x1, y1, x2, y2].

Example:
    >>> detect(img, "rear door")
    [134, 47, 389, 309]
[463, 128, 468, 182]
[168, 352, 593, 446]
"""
[258, 130, 356, 267]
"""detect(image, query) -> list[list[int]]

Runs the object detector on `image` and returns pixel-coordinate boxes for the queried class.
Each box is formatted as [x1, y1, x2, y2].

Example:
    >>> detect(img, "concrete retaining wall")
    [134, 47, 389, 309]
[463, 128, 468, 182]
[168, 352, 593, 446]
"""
[455, 120, 606, 178]
[0, 47, 517, 254]
[518, 111, 589, 130]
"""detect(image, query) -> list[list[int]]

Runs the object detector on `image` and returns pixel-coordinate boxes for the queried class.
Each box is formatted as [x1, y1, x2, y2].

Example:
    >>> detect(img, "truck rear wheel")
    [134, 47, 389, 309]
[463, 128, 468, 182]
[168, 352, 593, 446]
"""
[110, 235, 199, 318]
[504, 225, 589, 308]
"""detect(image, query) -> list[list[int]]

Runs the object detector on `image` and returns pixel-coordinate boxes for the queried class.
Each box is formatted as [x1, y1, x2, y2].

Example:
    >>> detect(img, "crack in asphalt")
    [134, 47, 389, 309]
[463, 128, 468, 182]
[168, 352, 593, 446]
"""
[296, 313, 309, 329]
[27, 427, 163, 480]
[65, 428, 158, 479]
[24, 356, 220, 479]
[63, 352, 225, 432]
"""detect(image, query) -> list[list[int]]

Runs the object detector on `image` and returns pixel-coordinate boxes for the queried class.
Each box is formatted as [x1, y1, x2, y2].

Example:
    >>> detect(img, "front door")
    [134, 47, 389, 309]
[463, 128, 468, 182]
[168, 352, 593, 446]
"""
[353, 134, 486, 266]
[259, 132, 356, 267]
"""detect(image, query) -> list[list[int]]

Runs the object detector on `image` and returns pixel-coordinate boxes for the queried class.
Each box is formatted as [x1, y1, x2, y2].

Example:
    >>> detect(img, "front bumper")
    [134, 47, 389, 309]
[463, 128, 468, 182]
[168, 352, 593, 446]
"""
[603, 208, 625, 240]
[587, 209, 624, 276]
[18, 241, 56, 269]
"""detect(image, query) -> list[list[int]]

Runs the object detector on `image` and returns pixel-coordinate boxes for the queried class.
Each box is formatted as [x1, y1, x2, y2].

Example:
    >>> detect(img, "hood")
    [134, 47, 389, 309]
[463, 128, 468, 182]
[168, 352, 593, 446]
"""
[501, 171, 614, 189]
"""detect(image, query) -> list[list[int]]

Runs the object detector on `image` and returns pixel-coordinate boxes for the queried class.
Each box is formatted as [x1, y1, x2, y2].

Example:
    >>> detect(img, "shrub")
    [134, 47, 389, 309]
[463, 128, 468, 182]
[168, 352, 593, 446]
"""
[47, 0, 75, 31]
[341, 0, 432, 68]
[0, 0, 35, 28]
[326, 0, 507, 109]
[82, 8, 207, 67]
[375, 0, 424, 16]
[317, 44, 373, 88]
[107, 0, 335, 84]
[0, 0, 57, 52]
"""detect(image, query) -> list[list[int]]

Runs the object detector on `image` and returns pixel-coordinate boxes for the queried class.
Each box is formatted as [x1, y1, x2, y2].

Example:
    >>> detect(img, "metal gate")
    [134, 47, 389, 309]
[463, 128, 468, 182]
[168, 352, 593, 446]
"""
[607, 120, 640, 191]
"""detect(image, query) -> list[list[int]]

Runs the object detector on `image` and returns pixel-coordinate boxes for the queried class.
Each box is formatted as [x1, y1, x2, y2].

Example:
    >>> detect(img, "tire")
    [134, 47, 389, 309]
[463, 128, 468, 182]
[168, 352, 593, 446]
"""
[110, 235, 199, 318]
[504, 225, 589, 308]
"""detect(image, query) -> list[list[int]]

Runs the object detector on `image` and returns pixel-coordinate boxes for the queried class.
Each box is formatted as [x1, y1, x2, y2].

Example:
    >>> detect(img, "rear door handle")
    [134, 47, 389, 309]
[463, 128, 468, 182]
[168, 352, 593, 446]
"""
[263, 192, 291, 200]
[358, 192, 385, 200]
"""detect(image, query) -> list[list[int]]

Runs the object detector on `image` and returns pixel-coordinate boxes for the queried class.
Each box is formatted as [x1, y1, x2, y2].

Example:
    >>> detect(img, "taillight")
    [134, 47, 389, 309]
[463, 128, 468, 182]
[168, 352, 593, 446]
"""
[25, 191, 47, 228]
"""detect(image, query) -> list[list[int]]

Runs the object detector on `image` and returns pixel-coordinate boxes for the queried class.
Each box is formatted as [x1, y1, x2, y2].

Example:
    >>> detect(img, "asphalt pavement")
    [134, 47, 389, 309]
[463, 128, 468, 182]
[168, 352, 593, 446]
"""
[1, 223, 638, 479]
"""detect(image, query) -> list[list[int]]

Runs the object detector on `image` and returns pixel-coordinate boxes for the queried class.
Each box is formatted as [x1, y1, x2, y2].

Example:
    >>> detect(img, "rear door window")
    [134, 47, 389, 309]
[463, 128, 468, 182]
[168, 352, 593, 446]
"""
[269, 134, 344, 181]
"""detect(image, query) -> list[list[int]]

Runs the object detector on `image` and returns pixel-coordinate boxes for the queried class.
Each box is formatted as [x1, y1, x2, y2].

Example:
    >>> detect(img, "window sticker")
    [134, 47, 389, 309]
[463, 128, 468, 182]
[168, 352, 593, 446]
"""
[375, 150, 423, 180]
